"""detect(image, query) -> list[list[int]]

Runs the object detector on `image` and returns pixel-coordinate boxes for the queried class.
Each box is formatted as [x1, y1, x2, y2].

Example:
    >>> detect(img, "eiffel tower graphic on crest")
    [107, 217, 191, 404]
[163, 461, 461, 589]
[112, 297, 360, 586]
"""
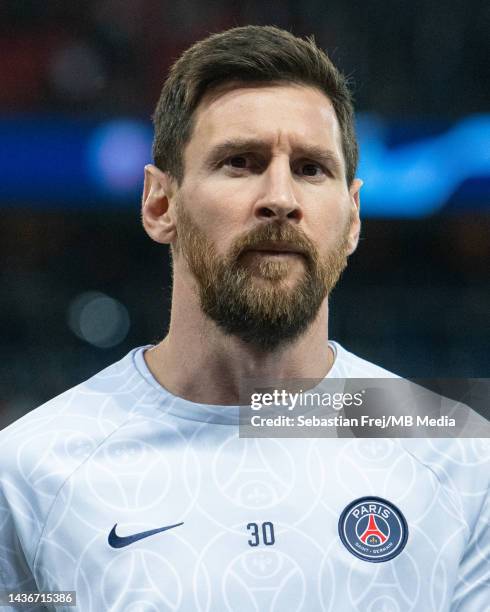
[359, 515, 388, 545]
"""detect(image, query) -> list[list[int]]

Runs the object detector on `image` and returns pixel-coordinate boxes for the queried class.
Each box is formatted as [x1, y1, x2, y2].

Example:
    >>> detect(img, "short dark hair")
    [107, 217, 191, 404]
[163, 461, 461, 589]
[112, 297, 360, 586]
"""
[152, 25, 358, 185]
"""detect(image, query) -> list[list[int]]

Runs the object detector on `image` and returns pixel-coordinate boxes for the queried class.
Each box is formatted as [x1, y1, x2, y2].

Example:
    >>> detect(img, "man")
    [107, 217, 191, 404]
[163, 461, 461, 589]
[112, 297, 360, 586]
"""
[0, 26, 487, 611]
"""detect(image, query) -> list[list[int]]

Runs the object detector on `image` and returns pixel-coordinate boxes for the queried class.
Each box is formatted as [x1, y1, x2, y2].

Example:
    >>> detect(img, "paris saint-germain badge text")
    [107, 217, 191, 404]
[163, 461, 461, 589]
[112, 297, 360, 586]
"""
[338, 496, 408, 563]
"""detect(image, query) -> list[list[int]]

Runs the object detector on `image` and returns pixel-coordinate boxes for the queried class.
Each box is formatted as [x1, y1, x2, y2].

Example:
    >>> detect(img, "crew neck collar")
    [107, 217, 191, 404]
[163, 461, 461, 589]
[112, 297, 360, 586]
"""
[132, 341, 343, 425]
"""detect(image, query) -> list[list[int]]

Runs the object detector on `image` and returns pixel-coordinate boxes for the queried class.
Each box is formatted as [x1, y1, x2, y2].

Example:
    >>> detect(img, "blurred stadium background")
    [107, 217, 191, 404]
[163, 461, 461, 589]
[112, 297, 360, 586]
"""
[1, 1, 489, 427]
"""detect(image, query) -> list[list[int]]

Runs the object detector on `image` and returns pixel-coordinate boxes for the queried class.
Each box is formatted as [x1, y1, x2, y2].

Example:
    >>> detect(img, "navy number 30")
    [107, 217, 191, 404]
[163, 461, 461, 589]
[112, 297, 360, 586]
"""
[247, 522, 275, 546]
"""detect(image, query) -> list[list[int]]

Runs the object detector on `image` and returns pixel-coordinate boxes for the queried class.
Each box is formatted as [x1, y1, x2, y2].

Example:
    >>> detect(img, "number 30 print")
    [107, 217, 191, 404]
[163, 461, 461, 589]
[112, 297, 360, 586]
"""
[247, 521, 275, 546]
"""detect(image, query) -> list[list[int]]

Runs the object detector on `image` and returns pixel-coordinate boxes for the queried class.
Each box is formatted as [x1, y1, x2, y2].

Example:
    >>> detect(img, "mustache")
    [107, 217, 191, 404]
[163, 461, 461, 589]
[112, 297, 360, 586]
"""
[228, 222, 317, 262]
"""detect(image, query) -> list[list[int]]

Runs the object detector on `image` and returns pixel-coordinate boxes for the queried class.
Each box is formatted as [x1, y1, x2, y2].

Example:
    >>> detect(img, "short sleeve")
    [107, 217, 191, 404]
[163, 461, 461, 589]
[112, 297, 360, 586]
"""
[0, 478, 40, 611]
[450, 488, 490, 611]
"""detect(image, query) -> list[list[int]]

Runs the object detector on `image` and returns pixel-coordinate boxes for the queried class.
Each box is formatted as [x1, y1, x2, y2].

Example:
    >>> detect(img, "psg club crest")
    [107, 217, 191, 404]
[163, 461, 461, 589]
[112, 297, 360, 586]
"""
[338, 496, 408, 563]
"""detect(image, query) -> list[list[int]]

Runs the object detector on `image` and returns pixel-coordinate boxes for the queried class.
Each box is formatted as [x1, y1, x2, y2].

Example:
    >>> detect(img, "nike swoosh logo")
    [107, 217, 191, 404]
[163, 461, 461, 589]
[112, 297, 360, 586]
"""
[108, 522, 184, 548]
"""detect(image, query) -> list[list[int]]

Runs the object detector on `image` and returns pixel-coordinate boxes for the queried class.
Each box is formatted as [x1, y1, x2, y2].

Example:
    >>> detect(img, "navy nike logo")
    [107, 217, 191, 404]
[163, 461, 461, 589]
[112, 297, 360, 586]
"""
[108, 522, 184, 548]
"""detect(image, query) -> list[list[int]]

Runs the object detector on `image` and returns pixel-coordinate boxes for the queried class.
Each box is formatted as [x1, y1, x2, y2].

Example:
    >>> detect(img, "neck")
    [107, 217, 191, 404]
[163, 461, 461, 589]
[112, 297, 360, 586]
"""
[144, 272, 334, 405]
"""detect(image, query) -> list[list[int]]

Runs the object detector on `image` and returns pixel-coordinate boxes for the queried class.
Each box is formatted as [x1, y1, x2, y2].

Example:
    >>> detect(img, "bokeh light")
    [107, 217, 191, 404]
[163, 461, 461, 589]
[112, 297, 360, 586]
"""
[68, 291, 130, 348]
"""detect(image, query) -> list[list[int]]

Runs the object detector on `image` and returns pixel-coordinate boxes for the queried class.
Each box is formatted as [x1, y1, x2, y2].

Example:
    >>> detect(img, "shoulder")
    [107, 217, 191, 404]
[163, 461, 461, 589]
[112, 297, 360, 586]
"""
[398, 438, 489, 530]
[329, 343, 489, 525]
[0, 346, 152, 454]
[0, 347, 158, 560]
[329, 341, 400, 378]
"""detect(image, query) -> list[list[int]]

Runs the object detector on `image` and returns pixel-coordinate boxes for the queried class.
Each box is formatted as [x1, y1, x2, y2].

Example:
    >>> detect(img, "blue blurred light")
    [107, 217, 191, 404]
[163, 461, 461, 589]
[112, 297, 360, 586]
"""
[0, 113, 489, 216]
[357, 114, 490, 217]
[86, 120, 152, 194]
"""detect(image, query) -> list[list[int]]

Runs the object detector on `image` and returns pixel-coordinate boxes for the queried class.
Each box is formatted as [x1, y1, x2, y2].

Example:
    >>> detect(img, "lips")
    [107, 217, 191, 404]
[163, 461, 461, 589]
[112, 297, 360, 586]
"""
[245, 242, 306, 256]
[248, 250, 302, 258]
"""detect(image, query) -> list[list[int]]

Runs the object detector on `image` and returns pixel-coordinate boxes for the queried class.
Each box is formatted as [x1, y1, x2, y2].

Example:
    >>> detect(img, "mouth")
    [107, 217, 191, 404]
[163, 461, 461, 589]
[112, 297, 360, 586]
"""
[244, 242, 306, 257]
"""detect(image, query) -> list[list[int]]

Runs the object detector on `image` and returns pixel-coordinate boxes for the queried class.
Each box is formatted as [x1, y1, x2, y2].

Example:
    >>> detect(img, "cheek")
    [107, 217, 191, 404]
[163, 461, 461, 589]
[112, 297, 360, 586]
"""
[180, 183, 247, 251]
[185, 180, 250, 229]
[311, 211, 353, 259]
[310, 194, 351, 243]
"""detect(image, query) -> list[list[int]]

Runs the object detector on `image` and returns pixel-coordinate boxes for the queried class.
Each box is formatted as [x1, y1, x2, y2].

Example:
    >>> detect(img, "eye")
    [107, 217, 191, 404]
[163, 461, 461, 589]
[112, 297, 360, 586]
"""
[298, 162, 325, 177]
[227, 155, 249, 168]
[222, 154, 261, 173]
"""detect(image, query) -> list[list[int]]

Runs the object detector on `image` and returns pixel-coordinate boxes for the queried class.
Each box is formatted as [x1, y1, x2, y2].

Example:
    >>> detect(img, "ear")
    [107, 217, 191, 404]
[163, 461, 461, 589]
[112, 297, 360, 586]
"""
[346, 178, 362, 255]
[141, 164, 177, 244]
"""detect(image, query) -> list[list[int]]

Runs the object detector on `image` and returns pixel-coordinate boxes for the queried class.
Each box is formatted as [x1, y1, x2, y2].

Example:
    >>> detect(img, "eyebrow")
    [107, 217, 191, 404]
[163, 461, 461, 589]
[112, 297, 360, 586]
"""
[204, 137, 343, 174]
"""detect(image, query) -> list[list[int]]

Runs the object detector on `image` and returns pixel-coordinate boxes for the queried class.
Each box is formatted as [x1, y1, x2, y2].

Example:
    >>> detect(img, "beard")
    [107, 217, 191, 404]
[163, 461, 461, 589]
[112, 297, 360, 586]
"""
[174, 201, 352, 352]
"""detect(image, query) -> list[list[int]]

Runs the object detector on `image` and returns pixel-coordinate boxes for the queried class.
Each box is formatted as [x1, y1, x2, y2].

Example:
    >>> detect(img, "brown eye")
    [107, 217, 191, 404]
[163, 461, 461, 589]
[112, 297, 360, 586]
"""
[229, 156, 248, 168]
[301, 163, 322, 176]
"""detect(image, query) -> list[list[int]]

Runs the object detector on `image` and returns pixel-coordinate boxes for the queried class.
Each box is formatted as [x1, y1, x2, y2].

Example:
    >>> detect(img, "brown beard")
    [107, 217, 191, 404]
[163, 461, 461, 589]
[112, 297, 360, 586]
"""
[175, 202, 352, 352]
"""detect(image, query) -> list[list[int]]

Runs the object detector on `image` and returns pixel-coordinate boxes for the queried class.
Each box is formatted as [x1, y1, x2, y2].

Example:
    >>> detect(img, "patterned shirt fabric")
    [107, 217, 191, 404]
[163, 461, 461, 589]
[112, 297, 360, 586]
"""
[0, 343, 488, 611]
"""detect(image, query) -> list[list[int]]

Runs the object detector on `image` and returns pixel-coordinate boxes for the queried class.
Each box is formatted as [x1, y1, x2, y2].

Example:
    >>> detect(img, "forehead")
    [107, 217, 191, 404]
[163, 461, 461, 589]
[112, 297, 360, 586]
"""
[188, 82, 343, 160]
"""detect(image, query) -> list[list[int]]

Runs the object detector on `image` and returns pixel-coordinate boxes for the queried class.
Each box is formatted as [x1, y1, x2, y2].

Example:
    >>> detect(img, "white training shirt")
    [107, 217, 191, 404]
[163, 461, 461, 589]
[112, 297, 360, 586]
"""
[0, 342, 488, 611]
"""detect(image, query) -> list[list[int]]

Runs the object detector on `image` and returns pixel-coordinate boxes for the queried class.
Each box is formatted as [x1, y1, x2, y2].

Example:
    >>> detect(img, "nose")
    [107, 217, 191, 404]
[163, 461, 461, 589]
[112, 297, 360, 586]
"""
[253, 157, 303, 222]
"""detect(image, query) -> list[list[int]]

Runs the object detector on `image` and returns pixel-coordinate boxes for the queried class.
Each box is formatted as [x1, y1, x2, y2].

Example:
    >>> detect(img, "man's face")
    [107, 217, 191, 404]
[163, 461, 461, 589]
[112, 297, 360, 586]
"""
[172, 83, 360, 351]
